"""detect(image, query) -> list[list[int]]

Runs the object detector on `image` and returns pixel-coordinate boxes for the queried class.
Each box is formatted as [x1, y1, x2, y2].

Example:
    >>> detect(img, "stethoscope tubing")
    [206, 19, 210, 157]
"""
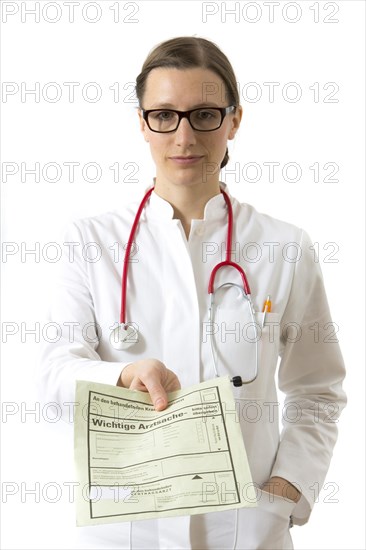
[117, 186, 258, 385]
[120, 187, 154, 325]
[120, 186, 252, 324]
[207, 189, 251, 296]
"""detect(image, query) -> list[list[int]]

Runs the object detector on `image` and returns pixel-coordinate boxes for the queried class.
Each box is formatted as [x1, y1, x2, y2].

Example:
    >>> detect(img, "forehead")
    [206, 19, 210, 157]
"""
[142, 67, 228, 109]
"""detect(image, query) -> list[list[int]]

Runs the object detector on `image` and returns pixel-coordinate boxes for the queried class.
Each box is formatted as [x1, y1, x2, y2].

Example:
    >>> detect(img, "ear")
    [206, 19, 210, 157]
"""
[138, 109, 149, 142]
[228, 105, 243, 141]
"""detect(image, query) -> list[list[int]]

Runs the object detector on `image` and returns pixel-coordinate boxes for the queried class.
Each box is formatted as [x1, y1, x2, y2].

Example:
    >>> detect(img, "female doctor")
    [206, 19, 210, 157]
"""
[39, 37, 346, 550]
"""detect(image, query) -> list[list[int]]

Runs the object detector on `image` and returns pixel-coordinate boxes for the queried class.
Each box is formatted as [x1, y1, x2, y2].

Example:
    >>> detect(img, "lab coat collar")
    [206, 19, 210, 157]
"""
[145, 180, 229, 222]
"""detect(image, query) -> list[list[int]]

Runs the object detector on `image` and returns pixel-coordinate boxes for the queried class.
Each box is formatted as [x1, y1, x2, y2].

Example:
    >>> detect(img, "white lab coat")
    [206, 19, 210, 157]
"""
[38, 184, 346, 550]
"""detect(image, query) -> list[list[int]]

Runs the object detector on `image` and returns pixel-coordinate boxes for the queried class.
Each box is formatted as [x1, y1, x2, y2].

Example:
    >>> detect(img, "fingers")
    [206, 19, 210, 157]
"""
[121, 359, 180, 411]
[130, 375, 168, 411]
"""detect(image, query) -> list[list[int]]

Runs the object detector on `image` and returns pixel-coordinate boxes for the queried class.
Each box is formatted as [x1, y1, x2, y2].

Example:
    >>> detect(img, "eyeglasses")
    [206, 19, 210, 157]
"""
[141, 105, 236, 133]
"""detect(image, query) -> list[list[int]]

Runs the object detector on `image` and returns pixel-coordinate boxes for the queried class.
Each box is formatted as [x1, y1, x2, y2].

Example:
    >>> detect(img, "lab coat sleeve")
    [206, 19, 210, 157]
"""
[36, 221, 128, 415]
[270, 229, 346, 525]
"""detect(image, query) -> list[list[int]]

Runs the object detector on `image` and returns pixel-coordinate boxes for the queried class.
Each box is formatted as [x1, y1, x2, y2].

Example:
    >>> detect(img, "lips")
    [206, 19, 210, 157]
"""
[170, 156, 203, 159]
[169, 155, 204, 165]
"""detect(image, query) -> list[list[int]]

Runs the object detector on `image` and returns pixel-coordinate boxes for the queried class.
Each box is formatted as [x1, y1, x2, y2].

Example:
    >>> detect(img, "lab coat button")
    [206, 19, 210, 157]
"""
[195, 226, 205, 236]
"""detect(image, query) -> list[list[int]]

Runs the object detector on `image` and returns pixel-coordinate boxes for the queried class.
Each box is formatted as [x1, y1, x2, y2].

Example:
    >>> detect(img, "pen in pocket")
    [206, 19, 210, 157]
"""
[262, 295, 272, 328]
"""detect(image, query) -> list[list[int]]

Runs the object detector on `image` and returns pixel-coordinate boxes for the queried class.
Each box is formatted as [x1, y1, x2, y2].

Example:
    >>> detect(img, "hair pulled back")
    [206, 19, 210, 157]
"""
[135, 37, 239, 168]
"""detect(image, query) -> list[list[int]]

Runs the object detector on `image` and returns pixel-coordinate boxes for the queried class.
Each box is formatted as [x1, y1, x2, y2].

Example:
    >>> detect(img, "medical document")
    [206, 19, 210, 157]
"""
[74, 377, 256, 526]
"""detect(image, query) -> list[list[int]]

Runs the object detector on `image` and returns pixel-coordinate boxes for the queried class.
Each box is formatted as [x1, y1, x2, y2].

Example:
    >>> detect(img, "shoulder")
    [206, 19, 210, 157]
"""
[231, 196, 305, 244]
[61, 202, 139, 242]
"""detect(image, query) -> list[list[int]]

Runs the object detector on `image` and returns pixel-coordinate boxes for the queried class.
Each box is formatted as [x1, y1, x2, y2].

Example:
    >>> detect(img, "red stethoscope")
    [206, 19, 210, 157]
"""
[109, 186, 259, 385]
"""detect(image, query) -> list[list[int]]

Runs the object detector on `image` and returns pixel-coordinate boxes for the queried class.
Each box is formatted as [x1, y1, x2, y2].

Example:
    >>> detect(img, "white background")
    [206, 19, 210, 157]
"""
[1, 1, 365, 549]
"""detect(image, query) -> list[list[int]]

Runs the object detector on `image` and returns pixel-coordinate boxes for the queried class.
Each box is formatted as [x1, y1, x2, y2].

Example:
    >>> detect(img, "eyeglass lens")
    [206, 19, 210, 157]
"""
[147, 108, 223, 132]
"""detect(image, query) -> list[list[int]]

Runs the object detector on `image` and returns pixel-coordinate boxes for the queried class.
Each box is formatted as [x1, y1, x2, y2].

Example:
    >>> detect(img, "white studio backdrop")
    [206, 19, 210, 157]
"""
[1, 1, 365, 549]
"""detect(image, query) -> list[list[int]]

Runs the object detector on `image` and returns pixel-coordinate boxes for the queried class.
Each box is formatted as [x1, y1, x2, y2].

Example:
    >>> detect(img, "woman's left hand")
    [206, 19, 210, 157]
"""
[261, 476, 301, 503]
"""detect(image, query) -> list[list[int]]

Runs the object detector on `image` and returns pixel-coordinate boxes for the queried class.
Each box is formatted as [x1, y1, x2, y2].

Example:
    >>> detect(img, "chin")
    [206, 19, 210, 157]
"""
[166, 166, 219, 188]
[171, 174, 207, 188]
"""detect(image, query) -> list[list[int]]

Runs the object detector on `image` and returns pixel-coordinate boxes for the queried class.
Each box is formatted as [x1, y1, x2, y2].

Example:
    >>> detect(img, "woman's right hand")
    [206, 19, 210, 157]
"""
[117, 358, 181, 411]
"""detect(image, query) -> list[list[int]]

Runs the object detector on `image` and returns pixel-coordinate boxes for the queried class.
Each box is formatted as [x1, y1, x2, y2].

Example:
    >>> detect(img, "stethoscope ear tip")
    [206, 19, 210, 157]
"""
[231, 376, 243, 387]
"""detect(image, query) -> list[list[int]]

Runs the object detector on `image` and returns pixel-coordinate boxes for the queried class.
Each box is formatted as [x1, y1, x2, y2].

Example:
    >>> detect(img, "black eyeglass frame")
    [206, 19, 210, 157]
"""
[141, 105, 236, 133]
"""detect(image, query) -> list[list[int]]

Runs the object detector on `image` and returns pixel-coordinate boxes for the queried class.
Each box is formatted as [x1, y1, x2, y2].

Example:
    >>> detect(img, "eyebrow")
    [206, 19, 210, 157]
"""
[147, 102, 221, 109]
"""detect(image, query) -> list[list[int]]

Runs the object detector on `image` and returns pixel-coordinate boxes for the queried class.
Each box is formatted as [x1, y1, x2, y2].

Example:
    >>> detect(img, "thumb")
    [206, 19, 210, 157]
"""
[129, 375, 168, 411]
[144, 380, 168, 411]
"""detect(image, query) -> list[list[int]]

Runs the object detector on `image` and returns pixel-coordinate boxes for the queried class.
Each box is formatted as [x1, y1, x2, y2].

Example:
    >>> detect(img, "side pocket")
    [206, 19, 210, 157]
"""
[258, 488, 297, 521]
[234, 489, 296, 550]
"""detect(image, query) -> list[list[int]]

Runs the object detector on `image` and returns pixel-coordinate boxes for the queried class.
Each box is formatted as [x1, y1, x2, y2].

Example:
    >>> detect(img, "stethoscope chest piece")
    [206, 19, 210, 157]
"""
[109, 324, 139, 350]
[112, 186, 258, 385]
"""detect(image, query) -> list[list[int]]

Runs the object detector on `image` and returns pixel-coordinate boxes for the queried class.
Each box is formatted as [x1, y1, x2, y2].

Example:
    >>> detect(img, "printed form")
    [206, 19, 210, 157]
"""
[74, 376, 256, 525]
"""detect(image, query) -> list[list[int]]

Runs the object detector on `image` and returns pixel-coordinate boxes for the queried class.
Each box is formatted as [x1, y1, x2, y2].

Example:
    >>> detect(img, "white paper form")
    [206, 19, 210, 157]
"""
[74, 376, 256, 526]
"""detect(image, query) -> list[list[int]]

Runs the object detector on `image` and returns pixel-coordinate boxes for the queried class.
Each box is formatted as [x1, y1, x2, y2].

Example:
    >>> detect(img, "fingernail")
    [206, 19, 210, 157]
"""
[155, 398, 165, 410]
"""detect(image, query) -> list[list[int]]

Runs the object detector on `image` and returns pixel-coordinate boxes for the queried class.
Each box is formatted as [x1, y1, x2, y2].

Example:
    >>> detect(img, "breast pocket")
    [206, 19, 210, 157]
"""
[213, 306, 281, 399]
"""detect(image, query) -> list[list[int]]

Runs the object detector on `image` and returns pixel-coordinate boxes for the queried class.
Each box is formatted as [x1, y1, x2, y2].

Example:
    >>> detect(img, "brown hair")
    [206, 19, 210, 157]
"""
[135, 37, 239, 168]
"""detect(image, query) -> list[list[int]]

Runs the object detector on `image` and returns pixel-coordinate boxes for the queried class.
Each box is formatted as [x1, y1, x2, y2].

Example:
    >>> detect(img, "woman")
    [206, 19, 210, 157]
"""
[39, 37, 346, 549]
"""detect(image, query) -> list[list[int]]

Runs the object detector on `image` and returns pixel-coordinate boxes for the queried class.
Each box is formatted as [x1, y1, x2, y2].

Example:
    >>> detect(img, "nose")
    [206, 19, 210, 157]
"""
[173, 116, 197, 147]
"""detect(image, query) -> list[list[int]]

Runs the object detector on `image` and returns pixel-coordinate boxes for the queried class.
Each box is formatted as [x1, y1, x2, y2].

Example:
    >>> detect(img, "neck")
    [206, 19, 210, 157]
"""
[153, 179, 221, 238]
